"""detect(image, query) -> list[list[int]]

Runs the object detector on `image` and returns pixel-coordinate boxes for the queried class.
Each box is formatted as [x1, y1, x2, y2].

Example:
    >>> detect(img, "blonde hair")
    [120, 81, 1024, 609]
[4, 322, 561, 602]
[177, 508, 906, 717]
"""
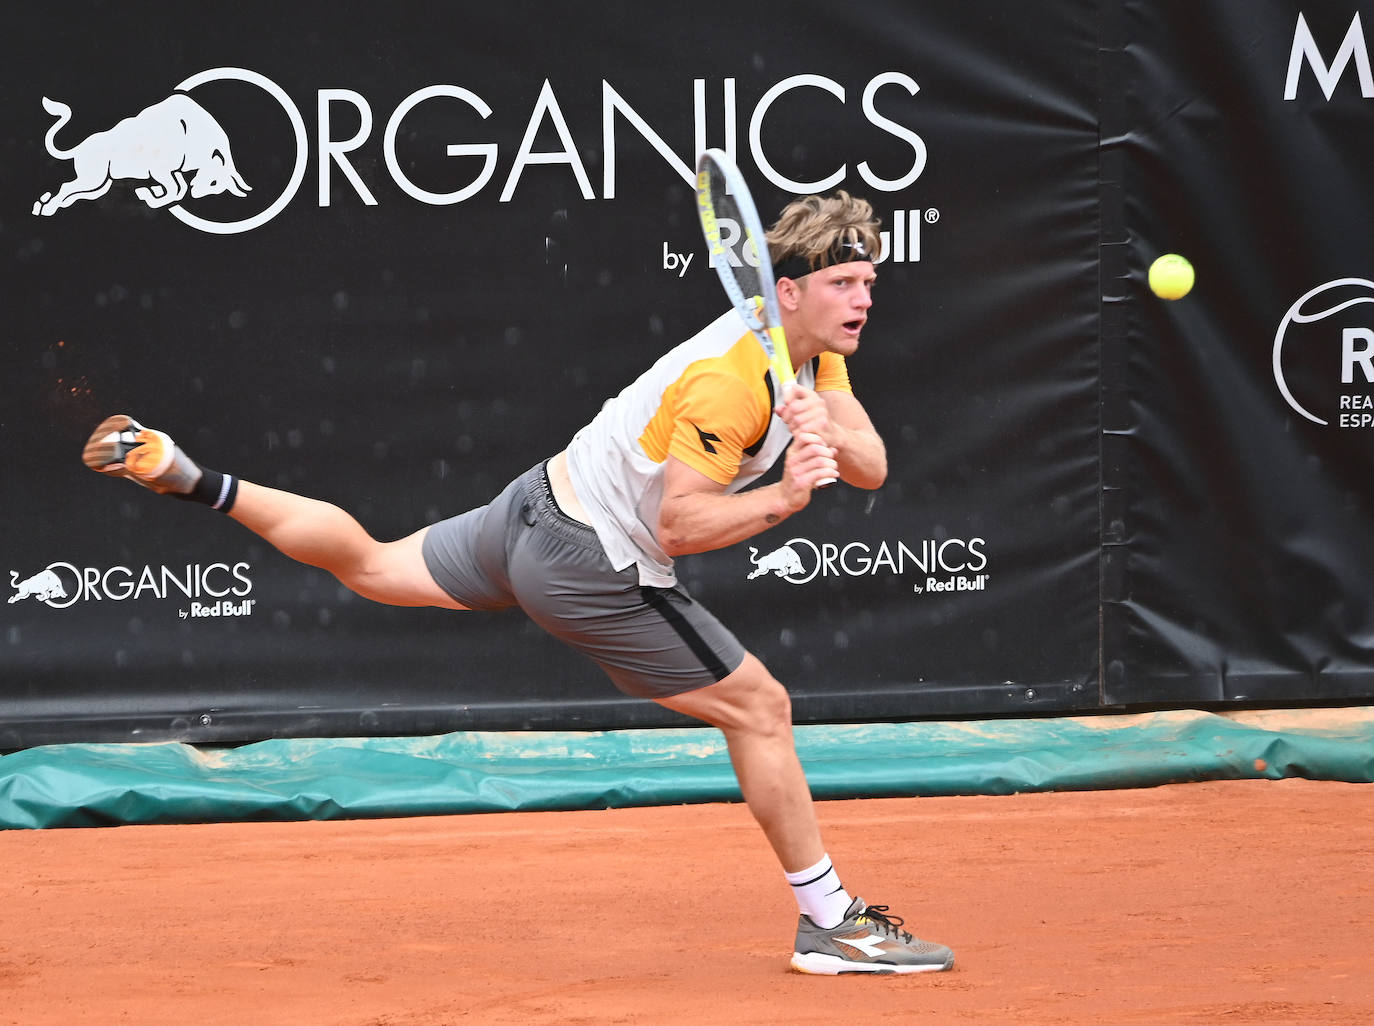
[766, 191, 882, 277]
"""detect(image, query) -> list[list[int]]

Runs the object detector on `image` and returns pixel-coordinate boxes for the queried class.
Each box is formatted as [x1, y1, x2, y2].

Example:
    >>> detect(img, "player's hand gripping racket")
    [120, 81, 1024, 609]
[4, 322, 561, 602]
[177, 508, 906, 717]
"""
[694, 148, 834, 486]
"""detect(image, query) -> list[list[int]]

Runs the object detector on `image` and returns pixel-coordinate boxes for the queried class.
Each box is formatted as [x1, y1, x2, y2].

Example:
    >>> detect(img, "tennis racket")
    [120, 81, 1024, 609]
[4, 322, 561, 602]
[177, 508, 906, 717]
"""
[695, 148, 795, 390]
[695, 149, 835, 486]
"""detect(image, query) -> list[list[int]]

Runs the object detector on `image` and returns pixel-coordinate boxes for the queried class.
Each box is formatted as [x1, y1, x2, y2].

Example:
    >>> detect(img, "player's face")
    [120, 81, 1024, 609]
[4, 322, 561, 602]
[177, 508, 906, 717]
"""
[793, 262, 876, 356]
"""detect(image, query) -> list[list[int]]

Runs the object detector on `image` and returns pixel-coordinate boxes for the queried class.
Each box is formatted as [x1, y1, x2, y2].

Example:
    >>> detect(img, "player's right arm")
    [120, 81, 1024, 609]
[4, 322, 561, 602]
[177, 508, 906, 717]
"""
[776, 384, 887, 490]
[656, 437, 837, 557]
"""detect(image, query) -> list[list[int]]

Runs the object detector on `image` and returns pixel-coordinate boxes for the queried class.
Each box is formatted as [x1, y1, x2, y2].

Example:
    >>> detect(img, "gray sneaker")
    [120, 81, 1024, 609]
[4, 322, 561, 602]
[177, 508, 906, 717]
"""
[791, 897, 954, 975]
[83, 415, 202, 495]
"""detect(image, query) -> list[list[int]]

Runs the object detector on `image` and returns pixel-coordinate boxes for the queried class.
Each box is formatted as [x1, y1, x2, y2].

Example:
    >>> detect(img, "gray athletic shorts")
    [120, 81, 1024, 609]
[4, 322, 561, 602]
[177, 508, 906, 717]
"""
[421, 461, 746, 699]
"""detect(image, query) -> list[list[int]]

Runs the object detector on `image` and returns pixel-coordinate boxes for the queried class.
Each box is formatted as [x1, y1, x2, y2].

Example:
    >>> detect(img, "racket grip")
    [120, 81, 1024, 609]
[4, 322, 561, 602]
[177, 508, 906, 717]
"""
[817, 478, 837, 489]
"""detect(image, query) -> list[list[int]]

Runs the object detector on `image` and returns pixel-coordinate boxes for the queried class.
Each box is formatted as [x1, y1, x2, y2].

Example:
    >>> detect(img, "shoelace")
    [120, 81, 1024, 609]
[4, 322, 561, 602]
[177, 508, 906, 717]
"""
[856, 904, 913, 943]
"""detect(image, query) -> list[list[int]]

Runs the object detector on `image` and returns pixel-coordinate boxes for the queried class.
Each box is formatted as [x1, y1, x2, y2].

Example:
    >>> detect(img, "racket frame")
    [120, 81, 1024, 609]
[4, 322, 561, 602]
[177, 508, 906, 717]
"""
[694, 148, 796, 389]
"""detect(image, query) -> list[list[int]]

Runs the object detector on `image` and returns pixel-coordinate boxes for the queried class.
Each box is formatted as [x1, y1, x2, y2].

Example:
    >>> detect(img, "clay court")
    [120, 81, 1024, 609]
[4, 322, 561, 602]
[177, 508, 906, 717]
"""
[2, 777, 1370, 1025]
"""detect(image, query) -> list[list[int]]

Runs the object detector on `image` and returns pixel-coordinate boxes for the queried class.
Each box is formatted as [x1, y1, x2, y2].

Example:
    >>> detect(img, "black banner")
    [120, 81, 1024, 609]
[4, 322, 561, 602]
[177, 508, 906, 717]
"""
[4, 1, 1367, 748]
[1105, 1, 1374, 705]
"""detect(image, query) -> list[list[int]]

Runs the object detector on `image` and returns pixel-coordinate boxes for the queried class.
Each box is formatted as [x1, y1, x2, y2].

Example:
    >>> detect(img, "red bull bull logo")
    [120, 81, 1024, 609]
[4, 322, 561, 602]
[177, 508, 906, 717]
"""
[31, 67, 307, 235]
[33, 93, 251, 218]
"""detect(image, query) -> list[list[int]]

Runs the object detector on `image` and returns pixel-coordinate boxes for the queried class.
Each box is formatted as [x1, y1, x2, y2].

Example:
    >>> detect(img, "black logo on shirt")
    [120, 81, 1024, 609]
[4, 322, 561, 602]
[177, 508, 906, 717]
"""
[694, 425, 721, 454]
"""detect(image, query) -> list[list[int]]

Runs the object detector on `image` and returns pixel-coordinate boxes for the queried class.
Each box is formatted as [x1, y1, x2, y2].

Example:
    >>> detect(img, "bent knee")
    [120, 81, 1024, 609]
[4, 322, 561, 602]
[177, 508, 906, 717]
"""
[743, 680, 793, 737]
[710, 655, 795, 735]
[655, 653, 797, 734]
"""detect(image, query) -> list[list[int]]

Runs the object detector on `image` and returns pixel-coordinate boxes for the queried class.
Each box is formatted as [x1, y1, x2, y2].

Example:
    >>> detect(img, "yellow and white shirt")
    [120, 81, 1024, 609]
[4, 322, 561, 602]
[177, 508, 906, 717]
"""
[566, 308, 853, 586]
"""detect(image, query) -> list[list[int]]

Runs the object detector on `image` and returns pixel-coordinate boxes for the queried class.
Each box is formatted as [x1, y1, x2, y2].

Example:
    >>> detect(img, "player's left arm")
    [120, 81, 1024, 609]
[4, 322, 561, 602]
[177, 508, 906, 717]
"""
[776, 386, 887, 490]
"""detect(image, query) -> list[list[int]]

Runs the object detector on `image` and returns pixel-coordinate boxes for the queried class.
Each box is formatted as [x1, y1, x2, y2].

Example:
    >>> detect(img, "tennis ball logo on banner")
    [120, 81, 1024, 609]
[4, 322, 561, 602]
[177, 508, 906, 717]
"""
[31, 68, 926, 237]
[1273, 279, 1374, 428]
[745, 537, 988, 593]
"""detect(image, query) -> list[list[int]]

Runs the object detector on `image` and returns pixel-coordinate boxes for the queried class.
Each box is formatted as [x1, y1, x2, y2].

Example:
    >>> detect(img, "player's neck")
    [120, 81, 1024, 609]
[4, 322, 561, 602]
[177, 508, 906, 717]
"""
[781, 317, 824, 369]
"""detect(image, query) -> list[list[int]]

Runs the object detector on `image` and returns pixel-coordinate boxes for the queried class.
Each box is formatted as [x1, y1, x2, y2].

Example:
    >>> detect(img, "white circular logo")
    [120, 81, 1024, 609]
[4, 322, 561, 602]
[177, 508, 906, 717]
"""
[170, 68, 308, 235]
[1273, 278, 1374, 425]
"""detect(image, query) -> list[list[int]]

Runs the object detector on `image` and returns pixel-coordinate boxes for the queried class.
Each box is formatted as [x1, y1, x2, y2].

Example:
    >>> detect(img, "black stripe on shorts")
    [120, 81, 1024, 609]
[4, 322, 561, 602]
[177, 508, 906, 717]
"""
[639, 586, 734, 683]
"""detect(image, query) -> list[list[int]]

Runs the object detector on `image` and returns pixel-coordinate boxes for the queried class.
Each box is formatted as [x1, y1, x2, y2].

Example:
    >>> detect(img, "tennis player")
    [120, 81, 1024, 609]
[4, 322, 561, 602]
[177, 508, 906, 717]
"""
[83, 191, 954, 975]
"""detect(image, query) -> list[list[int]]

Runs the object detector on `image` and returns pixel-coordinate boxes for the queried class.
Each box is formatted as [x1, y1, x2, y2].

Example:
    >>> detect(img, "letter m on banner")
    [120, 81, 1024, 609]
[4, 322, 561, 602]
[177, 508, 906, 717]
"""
[1285, 12, 1374, 99]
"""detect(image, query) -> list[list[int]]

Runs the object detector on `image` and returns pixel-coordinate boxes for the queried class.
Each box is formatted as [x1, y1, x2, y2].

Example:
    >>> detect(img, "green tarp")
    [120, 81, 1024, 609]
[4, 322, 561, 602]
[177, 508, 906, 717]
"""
[2, 708, 1371, 829]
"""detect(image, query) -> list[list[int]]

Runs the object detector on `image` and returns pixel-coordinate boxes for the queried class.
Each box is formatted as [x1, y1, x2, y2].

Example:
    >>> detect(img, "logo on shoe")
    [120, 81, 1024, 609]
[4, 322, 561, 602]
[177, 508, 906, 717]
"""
[833, 930, 889, 958]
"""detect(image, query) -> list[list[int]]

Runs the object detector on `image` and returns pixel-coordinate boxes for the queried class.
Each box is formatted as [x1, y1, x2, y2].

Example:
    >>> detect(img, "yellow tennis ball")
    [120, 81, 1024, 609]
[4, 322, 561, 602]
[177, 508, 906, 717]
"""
[1149, 254, 1195, 300]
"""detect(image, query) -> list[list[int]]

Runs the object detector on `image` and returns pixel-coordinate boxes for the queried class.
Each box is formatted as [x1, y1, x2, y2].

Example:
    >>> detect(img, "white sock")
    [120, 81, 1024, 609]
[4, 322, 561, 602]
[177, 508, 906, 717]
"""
[784, 853, 853, 929]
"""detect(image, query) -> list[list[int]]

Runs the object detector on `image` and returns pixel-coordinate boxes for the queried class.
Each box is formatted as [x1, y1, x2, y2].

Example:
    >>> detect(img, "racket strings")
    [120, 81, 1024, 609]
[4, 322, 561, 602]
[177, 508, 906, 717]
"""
[696, 151, 789, 378]
[706, 189, 767, 327]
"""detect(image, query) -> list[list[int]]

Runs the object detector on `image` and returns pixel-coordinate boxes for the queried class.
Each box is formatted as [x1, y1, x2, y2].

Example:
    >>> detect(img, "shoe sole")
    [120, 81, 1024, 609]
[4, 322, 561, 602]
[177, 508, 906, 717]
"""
[790, 951, 954, 975]
[82, 414, 189, 494]
[83, 414, 141, 473]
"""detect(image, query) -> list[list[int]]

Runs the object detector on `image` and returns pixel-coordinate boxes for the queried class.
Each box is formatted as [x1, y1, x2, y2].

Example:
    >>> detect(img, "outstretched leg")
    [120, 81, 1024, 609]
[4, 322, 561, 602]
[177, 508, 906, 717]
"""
[228, 481, 461, 608]
[83, 414, 464, 610]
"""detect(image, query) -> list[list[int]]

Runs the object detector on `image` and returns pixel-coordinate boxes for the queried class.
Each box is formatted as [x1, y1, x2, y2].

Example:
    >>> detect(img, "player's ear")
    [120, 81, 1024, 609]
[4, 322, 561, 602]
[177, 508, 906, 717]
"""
[776, 276, 802, 311]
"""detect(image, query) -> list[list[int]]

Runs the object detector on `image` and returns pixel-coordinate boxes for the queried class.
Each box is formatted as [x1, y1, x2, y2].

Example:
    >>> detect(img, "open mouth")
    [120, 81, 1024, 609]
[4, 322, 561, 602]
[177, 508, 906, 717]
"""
[843, 319, 865, 334]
